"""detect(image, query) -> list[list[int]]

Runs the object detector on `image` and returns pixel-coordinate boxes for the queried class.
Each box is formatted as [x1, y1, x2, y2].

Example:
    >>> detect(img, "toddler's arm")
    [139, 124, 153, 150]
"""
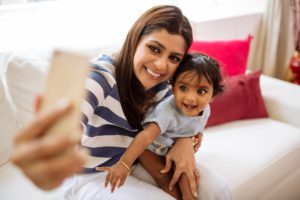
[97, 123, 161, 192]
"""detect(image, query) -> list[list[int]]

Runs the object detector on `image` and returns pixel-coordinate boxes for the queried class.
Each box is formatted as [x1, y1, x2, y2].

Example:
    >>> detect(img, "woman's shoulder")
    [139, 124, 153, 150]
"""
[88, 54, 117, 87]
[152, 82, 172, 103]
[90, 54, 116, 75]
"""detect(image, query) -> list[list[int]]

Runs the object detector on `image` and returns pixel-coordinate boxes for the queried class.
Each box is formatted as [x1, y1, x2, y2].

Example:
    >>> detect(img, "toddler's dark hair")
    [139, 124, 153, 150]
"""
[172, 52, 224, 96]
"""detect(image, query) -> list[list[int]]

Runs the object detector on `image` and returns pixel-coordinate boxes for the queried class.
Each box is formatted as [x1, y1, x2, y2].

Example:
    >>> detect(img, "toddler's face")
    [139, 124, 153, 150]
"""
[173, 71, 214, 117]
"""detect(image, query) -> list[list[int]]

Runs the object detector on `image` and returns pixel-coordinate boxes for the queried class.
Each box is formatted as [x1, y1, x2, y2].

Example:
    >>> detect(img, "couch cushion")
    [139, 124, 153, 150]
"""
[0, 79, 18, 165]
[197, 118, 300, 200]
[260, 75, 300, 129]
[189, 35, 252, 76]
[4, 44, 121, 127]
[206, 70, 268, 127]
[5, 50, 52, 126]
[0, 161, 63, 199]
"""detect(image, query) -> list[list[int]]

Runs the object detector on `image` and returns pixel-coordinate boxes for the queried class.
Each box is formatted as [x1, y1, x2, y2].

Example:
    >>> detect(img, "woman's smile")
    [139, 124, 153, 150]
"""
[145, 66, 161, 79]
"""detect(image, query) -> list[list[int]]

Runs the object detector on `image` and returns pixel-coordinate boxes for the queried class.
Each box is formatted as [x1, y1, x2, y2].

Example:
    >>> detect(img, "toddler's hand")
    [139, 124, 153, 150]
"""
[192, 132, 203, 153]
[96, 161, 130, 192]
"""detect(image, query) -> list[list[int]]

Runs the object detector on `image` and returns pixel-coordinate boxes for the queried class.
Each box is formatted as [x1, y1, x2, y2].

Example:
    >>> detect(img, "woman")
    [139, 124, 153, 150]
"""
[12, 5, 232, 200]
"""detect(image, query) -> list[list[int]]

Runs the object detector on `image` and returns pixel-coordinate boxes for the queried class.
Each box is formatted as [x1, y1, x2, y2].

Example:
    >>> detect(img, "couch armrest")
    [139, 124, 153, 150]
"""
[260, 74, 300, 128]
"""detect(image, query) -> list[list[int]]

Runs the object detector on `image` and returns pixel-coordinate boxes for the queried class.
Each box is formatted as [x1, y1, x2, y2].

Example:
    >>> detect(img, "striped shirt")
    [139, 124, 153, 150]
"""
[80, 54, 172, 173]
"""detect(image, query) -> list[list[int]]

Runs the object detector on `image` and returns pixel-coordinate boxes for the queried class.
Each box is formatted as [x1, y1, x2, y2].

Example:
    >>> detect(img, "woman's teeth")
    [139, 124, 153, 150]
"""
[146, 68, 160, 78]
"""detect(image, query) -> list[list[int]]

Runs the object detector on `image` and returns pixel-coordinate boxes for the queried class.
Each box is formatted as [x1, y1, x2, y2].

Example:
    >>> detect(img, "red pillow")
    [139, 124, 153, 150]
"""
[189, 35, 252, 76]
[206, 70, 268, 127]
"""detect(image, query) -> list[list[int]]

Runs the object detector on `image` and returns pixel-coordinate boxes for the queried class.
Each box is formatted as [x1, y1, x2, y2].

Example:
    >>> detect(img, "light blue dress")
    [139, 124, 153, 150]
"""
[143, 95, 210, 156]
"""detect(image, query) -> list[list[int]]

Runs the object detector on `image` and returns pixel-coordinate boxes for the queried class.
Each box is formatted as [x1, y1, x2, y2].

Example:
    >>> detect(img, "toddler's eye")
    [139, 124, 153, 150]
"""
[179, 85, 188, 92]
[197, 89, 206, 95]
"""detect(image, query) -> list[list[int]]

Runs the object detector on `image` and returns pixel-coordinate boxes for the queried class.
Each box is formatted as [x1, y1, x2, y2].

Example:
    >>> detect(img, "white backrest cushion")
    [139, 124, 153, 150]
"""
[4, 44, 121, 127]
[0, 44, 120, 165]
[0, 79, 18, 165]
[5, 50, 52, 126]
[260, 74, 300, 128]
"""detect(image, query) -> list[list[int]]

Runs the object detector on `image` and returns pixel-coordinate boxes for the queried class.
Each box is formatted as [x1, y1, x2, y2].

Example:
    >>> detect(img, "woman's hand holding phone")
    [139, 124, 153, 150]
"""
[12, 50, 90, 190]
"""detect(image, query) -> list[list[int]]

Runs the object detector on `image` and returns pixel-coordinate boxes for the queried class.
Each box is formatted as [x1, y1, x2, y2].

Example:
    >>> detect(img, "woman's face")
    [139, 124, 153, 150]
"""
[133, 29, 186, 90]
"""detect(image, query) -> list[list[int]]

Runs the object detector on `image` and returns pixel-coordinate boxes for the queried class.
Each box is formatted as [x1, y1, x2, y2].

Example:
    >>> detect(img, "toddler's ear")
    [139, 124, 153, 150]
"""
[209, 97, 214, 103]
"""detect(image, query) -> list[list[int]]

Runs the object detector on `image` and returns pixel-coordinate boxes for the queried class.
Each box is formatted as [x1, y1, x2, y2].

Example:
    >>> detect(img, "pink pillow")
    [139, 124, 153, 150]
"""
[189, 35, 252, 76]
[206, 70, 268, 127]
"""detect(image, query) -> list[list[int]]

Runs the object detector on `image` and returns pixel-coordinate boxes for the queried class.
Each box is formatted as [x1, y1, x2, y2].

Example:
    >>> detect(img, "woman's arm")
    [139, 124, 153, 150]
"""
[137, 132, 203, 199]
[161, 137, 199, 198]
[139, 150, 182, 199]
[12, 97, 88, 190]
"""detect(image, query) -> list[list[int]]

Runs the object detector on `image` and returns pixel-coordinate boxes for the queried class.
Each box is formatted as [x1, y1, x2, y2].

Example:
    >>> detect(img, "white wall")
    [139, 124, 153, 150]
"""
[0, 0, 174, 52]
[0, 0, 57, 5]
[0, 0, 266, 52]
[179, 0, 266, 22]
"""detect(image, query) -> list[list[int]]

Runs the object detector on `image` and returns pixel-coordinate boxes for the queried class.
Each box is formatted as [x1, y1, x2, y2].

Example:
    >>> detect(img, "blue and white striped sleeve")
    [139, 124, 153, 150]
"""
[80, 54, 115, 126]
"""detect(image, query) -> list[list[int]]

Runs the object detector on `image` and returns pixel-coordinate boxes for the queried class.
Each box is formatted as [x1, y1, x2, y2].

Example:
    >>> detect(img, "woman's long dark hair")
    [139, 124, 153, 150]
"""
[115, 5, 193, 130]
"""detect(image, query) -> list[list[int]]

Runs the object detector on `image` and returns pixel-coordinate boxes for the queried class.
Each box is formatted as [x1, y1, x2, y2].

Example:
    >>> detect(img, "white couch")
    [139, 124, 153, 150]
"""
[1, 1, 300, 198]
[0, 45, 300, 200]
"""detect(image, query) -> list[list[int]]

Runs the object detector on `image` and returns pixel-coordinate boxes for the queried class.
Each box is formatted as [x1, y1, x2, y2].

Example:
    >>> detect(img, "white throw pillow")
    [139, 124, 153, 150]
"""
[0, 44, 120, 165]
[5, 50, 52, 126]
[5, 44, 121, 127]
[0, 79, 18, 165]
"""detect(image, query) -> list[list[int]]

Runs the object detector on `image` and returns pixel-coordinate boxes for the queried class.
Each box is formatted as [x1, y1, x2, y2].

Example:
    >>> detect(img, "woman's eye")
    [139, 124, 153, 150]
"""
[169, 55, 181, 63]
[148, 45, 160, 53]
[179, 85, 188, 92]
[197, 89, 206, 95]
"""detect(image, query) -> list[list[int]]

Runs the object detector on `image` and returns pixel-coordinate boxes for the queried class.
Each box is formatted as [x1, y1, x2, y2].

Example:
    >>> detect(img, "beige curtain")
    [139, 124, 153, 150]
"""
[291, 0, 300, 51]
[249, 0, 294, 80]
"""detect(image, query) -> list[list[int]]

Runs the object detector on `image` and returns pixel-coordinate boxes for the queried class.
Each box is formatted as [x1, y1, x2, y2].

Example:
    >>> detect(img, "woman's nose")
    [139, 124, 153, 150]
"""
[154, 56, 168, 71]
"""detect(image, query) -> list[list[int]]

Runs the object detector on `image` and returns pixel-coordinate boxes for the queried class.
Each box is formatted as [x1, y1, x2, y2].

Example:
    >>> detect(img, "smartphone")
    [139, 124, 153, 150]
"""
[41, 50, 89, 139]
